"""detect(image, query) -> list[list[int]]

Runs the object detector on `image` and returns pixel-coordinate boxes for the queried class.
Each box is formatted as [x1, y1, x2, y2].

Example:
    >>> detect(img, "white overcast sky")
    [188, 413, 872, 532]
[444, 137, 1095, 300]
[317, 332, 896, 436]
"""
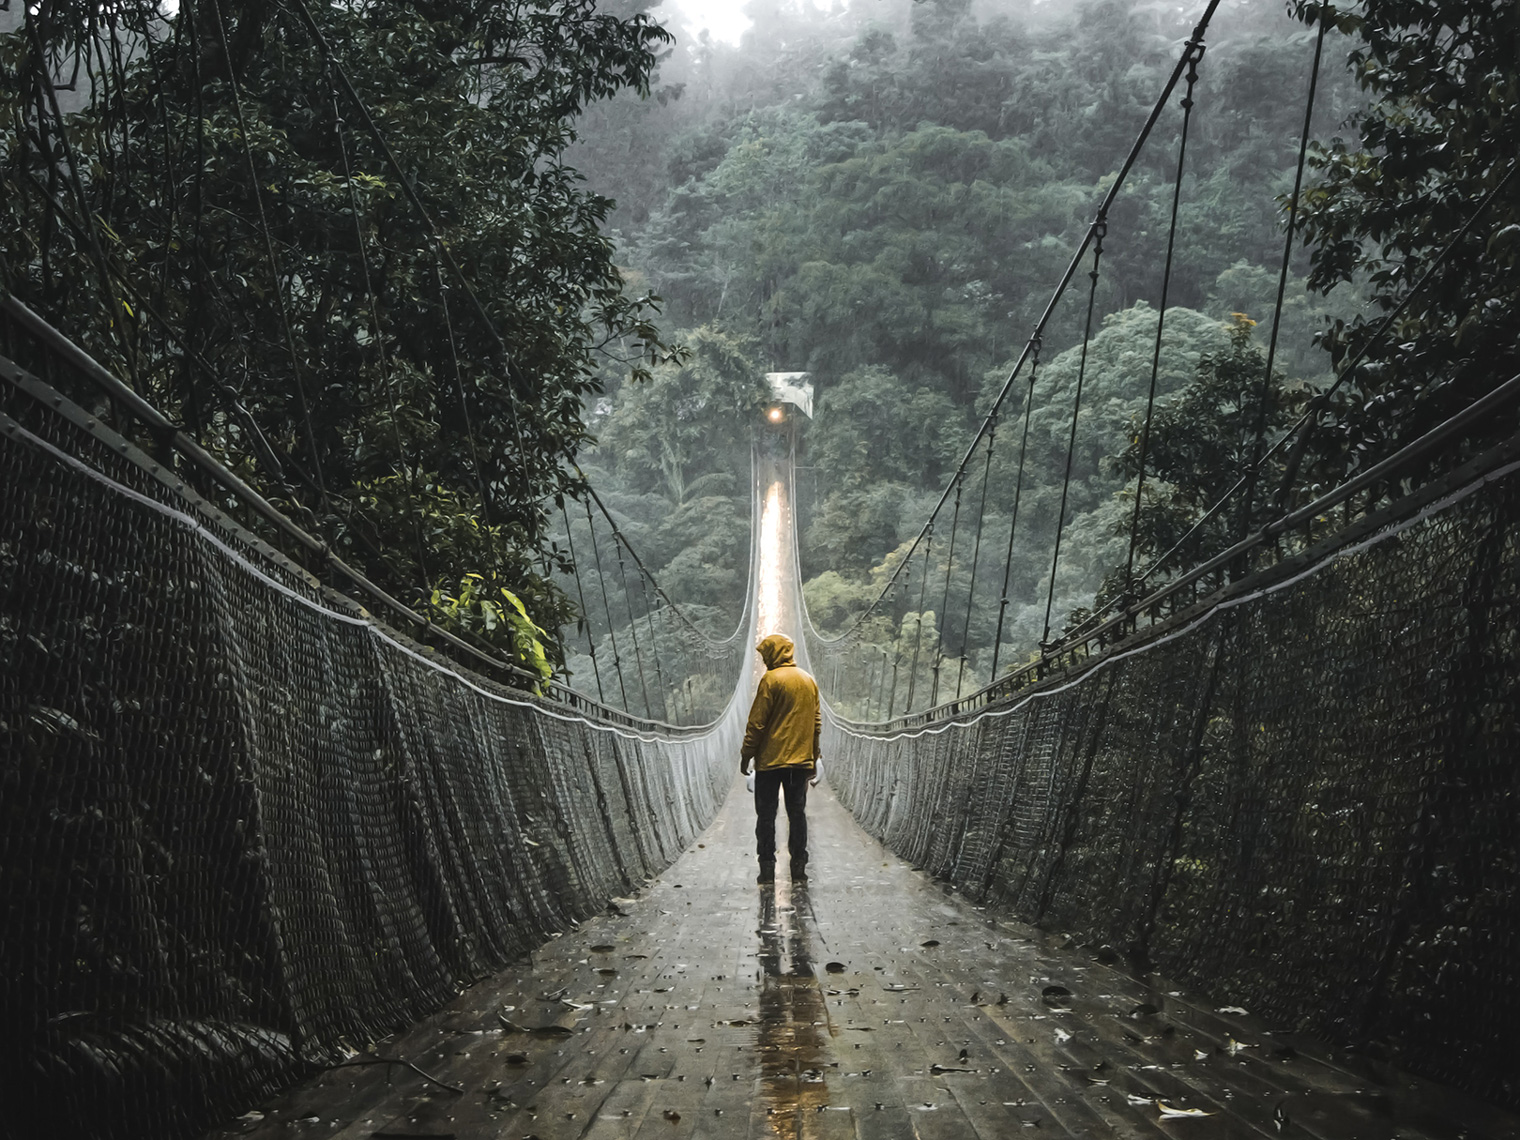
[654, 0, 755, 45]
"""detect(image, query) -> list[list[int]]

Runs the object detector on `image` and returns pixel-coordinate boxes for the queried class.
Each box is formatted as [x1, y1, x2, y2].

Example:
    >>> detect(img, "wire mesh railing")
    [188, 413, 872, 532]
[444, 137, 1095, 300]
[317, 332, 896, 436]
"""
[0, 300, 754, 1140]
[822, 434, 1520, 1110]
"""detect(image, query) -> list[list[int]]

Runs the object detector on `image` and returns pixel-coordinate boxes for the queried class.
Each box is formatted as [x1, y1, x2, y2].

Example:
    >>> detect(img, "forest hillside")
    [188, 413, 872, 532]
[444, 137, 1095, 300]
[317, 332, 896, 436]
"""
[559, 0, 1367, 705]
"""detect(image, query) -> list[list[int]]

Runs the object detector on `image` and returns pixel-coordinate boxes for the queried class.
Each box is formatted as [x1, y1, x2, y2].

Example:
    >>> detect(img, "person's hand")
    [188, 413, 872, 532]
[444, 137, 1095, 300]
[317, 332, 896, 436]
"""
[740, 758, 752, 776]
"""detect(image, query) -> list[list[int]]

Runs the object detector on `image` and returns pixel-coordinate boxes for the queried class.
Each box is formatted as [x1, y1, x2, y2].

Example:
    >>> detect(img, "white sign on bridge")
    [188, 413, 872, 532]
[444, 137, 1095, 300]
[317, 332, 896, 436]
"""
[765, 371, 814, 419]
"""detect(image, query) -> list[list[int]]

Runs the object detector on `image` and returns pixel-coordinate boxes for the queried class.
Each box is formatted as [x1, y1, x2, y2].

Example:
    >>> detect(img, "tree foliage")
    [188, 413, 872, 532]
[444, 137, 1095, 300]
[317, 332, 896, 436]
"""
[1290, 0, 1520, 487]
[1110, 313, 1314, 573]
[558, 0, 1370, 697]
[1, 0, 676, 670]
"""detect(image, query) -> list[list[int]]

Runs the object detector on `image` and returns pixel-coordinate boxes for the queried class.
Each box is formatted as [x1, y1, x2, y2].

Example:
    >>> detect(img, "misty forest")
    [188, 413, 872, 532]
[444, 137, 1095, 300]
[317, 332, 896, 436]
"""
[557, 0, 1512, 715]
[4, 0, 1515, 718]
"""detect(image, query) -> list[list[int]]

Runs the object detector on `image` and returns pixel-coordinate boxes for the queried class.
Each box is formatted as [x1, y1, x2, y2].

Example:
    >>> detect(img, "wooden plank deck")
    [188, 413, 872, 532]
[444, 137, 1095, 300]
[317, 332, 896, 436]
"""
[213, 779, 1519, 1140]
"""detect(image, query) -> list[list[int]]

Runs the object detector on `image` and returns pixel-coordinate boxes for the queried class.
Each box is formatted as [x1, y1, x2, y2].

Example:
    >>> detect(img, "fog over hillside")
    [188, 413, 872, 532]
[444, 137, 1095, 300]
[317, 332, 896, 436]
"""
[560, 0, 1367, 699]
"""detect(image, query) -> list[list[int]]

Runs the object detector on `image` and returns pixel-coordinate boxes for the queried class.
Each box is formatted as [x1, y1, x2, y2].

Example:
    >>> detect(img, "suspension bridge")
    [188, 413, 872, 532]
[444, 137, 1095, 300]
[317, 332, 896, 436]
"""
[2, 0, 1519, 1137]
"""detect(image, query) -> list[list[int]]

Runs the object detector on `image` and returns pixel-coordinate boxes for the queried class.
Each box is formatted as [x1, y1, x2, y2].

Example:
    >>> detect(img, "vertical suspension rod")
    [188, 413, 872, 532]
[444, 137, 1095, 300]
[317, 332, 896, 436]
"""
[956, 418, 998, 700]
[1237, 9, 1328, 540]
[1125, 35, 1206, 583]
[931, 473, 964, 708]
[561, 500, 606, 704]
[990, 341, 1040, 682]
[612, 534, 654, 720]
[1043, 221, 1107, 647]
[583, 496, 631, 712]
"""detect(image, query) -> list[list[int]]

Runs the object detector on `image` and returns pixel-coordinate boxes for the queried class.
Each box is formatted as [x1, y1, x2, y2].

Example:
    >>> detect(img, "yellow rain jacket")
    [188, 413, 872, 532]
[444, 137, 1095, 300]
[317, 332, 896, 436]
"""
[741, 634, 822, 771]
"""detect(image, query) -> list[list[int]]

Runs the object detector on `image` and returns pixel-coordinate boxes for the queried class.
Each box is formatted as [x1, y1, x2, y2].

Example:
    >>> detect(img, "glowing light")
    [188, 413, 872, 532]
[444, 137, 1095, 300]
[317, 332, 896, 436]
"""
[756, 481, 784, 638]
[767, 407, 784, 423]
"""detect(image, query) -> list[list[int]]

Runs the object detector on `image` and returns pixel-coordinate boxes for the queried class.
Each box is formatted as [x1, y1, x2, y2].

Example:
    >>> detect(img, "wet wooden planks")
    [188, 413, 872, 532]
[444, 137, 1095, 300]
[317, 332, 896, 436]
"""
[212, 780, 1519, 1140]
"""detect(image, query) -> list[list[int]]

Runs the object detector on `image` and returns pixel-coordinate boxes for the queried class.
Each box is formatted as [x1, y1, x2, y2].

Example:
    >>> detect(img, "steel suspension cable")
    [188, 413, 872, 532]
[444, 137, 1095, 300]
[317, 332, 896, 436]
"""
[22, 14, 138, 386]
[1043, 221, 1108, 647]
[560, 501, 606, 704]
[956, 417, 998, 700]
[286, 0, 559, 535]
[612, 535, 654, 719]
[904, 524, 934, 713]
[802, 0, 1225, 647]
[930, 474, 965, 708]
[326, 72, 433, 579]
[583, 497, 631, 712]
[432, 260, 494, 526]
[1237, 9, 1328, 540]
[1137, 160, 1520, 590]
[207, 0, 326, 502]
[990, 337, 1041, 681]
[574, 474, 744, 648]
[1124, 37, 1205, 584]
[285, 0, 520, 379]
[634, 573, 672, 723]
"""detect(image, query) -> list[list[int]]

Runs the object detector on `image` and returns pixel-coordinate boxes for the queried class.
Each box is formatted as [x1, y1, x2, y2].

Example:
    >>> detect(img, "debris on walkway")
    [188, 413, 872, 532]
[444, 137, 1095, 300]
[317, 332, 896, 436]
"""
[213, 784, 1520, 1140]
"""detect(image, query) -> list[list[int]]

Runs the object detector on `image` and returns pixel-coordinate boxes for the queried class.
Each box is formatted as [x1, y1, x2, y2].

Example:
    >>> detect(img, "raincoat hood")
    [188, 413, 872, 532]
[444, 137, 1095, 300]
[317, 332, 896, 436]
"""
[756, 633, 796, 670]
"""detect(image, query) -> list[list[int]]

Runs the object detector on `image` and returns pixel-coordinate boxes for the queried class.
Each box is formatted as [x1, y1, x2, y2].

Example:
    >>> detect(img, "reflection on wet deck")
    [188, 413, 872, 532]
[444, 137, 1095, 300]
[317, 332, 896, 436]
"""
[215, 782, 1520, 1140]
[757, 886, 835, 1137]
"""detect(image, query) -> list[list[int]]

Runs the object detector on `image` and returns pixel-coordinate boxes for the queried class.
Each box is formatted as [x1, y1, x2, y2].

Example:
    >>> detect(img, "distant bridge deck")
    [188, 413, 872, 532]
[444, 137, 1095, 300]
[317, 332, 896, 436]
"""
[214, 783, 1517, 1140]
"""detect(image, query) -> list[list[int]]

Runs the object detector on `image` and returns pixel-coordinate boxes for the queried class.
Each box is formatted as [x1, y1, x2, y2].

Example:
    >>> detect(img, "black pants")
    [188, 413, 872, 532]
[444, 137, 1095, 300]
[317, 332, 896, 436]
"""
[754, 766, 811, 869]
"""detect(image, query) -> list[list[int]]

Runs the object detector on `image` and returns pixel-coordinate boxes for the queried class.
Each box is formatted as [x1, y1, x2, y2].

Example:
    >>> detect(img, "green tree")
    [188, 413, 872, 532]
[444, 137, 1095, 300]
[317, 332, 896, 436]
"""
[1290, 0, 1520, 487]
[594, 326, 768, 504]
[1, 0, 676, 667]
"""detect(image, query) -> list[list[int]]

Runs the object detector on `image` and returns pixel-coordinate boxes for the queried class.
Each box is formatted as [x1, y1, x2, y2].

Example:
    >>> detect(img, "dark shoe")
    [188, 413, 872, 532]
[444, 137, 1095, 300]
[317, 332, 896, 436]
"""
[757, 867, 775, 884]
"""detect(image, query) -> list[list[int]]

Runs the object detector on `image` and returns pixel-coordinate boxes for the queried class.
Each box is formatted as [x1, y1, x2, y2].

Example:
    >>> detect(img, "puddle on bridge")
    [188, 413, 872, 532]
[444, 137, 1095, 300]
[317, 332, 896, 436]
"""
[212, 780, 1519, 1140]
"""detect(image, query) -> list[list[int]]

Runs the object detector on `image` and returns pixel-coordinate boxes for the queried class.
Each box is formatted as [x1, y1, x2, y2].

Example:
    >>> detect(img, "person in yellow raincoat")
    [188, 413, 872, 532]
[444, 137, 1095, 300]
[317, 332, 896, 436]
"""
[740, 633, 821, 884]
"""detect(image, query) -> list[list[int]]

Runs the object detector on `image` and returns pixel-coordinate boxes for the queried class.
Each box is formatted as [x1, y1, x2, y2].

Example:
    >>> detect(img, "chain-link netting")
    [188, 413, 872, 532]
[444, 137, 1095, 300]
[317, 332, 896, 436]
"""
[0, 345, 748, 1139]
[825, 450, 1520, 1111]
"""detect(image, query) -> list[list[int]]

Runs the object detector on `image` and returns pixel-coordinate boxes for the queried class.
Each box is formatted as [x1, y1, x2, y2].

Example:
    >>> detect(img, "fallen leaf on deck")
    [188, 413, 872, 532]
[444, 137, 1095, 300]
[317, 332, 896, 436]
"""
[1158, 1103, 1213, 1118]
